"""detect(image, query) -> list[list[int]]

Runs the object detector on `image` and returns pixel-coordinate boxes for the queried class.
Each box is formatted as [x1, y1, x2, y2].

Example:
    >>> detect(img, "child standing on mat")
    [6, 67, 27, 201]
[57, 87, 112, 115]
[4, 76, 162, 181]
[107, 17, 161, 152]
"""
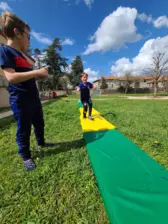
[77, 72, 95, 120]
[0, 12, 51, 171]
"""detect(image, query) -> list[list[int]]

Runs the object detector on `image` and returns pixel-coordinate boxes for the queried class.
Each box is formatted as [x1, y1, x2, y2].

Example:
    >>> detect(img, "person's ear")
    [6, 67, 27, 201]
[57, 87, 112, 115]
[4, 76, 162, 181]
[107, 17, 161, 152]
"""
[14, 28, 22, 39]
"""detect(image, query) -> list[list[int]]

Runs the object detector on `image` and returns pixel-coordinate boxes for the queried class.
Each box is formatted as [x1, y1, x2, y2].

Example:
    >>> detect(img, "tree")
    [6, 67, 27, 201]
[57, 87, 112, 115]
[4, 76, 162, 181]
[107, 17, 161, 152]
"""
[145, 52, 168, 96]
[34, 48, 44, 91]
[34, 48, 41, 69]
[70, 56, 83, 87]
[27, 45, 32, 55]
[43, 38, 68, 90]
[123, 72, 134, 94]
[100, 77, 108, 91]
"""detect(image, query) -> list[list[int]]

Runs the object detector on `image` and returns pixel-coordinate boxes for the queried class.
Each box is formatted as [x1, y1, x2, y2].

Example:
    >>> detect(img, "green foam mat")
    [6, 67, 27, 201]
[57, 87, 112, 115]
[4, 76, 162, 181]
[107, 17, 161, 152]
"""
[83, 130, 168, 224]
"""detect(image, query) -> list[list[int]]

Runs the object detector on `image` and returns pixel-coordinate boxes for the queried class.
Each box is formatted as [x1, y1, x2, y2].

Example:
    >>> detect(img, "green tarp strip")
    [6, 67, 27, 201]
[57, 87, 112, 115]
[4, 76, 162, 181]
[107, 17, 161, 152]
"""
[78, 100, 83, 108]
[83, 130, 168, 224]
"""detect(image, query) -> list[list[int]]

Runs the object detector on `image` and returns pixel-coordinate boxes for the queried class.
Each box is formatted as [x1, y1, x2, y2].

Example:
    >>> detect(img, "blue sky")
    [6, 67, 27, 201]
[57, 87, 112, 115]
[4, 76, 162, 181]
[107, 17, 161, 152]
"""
[0, 0, 168, 81]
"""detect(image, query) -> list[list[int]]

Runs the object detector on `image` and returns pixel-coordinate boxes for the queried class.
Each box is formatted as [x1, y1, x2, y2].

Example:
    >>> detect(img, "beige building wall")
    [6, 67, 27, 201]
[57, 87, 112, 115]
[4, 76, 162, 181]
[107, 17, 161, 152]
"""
[0, 33, 9, 108]
[0, 88, 9, 107]
[94, 79, 160, 90]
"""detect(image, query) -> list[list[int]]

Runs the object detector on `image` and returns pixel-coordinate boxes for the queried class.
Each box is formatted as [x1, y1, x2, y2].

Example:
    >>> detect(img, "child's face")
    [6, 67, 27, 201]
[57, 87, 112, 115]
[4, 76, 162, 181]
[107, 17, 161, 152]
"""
[16, 27, 30, 52]
[81, 74, 88, 83]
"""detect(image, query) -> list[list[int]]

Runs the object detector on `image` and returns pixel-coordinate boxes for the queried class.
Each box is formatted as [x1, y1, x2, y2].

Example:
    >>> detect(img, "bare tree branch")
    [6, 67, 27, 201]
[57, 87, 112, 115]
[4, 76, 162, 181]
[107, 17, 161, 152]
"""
[144, 51, 168, 96]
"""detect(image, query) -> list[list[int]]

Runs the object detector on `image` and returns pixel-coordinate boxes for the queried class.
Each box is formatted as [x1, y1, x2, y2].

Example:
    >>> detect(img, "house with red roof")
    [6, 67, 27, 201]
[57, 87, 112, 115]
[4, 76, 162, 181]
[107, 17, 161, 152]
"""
[94, 75, 168, 92]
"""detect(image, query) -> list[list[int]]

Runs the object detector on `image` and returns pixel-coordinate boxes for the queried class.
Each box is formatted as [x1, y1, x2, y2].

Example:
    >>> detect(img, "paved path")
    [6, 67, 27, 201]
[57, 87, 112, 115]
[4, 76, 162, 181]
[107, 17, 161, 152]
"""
[127, 96, 168, 100]
[0, 100, 49, 120]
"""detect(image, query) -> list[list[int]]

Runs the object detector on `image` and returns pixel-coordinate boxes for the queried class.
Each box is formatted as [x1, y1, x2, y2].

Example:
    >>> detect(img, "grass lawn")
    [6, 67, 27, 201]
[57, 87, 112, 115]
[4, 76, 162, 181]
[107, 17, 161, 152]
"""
[68, 94, 126, 99]
[68, 92, 168, 99]
[0, 99, 168, 223]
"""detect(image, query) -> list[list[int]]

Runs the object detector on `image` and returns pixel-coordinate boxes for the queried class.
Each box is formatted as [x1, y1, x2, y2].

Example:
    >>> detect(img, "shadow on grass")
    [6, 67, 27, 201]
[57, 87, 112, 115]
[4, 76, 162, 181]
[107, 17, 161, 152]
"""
[43, 131, 109, 157]
[42, 138, 86, 157]
[0, 116, 15, 130]
[83, 130, 110, 144]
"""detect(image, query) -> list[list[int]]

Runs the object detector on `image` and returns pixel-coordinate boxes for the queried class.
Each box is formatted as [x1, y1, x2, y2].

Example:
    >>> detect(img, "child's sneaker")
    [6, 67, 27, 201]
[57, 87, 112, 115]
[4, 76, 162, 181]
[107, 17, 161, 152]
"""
[24, 159, 36, 171]
[88, 116, 94, 120]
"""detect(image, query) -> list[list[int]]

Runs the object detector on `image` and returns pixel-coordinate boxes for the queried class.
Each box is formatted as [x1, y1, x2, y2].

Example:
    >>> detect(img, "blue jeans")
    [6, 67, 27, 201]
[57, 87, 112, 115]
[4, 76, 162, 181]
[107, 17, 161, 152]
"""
[10, 101, 45, 160]
[81, 98, 93, 116]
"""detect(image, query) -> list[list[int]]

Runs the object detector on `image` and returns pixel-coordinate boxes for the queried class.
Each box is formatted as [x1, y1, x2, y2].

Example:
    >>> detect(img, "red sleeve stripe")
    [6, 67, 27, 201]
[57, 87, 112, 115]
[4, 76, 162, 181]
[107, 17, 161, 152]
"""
[14, 56, 31, 69]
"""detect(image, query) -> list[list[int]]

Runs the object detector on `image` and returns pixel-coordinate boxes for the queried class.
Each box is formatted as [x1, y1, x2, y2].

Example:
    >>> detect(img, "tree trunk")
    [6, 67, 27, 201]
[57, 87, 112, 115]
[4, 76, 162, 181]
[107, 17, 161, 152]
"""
[153, 80, 157, 97]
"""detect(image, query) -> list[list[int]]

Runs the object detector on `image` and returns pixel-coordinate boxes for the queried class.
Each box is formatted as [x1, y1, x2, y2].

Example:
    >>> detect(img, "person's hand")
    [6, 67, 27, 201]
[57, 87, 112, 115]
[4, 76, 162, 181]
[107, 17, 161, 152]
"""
[36, 67, 48, 80]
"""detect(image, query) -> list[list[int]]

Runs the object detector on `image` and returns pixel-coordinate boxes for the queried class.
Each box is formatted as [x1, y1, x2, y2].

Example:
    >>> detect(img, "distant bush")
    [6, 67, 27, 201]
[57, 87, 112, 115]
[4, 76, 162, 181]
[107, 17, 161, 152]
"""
[117, 86, 134, 93]
[117, 86, 151, 94]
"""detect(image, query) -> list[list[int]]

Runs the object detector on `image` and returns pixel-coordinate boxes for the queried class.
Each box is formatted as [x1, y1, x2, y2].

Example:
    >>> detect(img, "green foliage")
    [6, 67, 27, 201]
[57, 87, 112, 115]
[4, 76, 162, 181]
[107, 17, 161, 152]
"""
[33, 48, 45, 91]
[34, 48, 41, 69]
[43, 38, 68, 89]
[26, 45, 32, 55]
[33, 39, 68, 90]
[70, 56, 84, 87]
[117, 86, 134, 93]
[100, 77, 108, 90]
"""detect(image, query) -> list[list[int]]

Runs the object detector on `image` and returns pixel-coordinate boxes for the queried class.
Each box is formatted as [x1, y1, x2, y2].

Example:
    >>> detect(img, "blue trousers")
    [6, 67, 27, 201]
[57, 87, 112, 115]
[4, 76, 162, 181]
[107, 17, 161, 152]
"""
[10, 102, 45, 160]
[81, 98, 93, 116]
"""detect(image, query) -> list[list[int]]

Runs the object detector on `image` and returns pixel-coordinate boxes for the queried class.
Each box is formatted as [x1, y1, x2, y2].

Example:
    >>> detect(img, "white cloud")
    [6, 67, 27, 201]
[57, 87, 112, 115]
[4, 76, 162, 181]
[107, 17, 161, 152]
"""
[0, 2, 12, 11]
[67, 56, 75, 61]
[137, 13, 153, 23]
[84, 0, 94, 9]
[138, 13, 168, 29]
[153, 16, 168, 28]
[111, 35, 168, 75]
[32, 52, 47, 68]
[65, 64, 72, 74]
[84, 68, 99, 82]
[84, 7, 141, 55]
[31, 31, 52, 45]
[62, 38, 74, 45]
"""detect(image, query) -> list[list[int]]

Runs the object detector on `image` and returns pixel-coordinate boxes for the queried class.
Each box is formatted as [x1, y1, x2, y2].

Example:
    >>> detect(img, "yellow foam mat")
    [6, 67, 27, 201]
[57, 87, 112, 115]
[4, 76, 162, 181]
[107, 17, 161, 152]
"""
[79, 108, 115, 132]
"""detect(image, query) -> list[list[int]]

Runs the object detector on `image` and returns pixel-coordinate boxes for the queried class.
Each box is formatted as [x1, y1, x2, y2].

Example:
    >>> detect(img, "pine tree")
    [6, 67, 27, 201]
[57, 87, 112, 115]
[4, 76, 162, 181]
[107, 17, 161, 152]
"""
[100, 77, 108, 90]
[70, 56, 83, 87]
[43, 38, 68, 89]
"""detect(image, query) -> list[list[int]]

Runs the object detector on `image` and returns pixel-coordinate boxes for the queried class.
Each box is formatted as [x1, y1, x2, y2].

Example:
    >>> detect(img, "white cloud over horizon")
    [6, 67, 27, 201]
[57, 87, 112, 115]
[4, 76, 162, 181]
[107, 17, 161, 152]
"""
[153, 16, 168, 28]
[84, 0, 94, 9]
[137, 13, 153, 23]
[84, 7, 141, 55]
[31, 31, 53, 45]
[62, 38, 74, 45]
[138, 12, 168, 28]
[84, 67, 99, 82]
[111, 35, 168, 75]
[0, 2, 12, 11]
